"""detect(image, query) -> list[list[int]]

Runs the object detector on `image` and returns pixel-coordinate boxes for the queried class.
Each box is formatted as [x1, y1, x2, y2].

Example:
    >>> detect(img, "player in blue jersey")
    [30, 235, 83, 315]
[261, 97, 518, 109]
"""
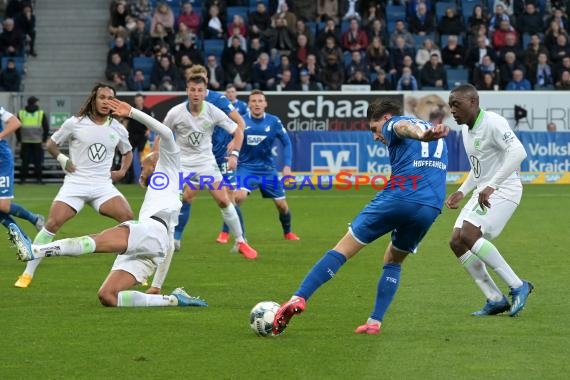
[233, 90, 300, 241]
[213, 84, 249, 244]
[0, 106, 45, 241]
[272, 98, 449, 336]
[171, 66, 247, 251]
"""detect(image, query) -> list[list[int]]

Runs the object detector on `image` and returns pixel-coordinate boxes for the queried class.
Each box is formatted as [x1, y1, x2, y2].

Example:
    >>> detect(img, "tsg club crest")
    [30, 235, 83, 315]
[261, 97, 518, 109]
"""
[188, 132, 203, 146]
[88, 143, 107, 162]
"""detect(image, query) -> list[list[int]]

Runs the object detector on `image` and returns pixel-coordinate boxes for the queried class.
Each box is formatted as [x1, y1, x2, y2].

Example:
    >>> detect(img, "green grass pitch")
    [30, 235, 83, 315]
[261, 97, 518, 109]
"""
[0, 184, 568, 379]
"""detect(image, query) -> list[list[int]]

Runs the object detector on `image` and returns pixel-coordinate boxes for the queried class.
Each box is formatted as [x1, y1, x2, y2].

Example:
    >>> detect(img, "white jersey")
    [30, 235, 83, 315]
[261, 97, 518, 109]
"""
[131, 109, 182, 230]
[163, 101, 237, 168]
[461, 110, 523, 200]
[51, 116, 131, 184]
[0, 107, 14, 122]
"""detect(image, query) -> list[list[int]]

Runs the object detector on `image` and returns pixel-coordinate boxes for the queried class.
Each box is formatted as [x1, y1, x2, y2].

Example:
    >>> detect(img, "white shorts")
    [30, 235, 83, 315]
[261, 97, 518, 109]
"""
[454, 193, 520, 240]
[111, 218, 170, 284]
[54, 181, 125, 213]
[181, 159, 223, 187]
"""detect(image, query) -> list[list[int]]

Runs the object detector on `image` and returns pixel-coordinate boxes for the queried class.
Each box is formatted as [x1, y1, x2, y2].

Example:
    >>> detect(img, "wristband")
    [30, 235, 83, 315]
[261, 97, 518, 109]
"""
[230, 150, 240, 158]
[56, 153, 70, 171]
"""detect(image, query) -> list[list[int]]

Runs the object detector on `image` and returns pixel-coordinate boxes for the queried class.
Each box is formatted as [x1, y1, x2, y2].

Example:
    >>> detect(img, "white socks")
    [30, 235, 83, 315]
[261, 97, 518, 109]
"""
[459, 251, 503, 302]
[221, 204, 244, 243]
[117, 291, 177, 307]
[24, 227, 55, 276]
[32, 236, 96, 258]
[471, 238, 523, 289]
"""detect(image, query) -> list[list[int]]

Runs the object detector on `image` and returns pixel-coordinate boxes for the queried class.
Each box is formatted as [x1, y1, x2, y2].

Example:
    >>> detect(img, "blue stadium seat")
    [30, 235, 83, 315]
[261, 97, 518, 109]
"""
[132, 56, 155, 77]
[461, 0, 481, 22]
[227, 6, 249, 23]
[447, 68, 469, 89]
[1, 57, 25, 76]
[522, 33, 532, 48]
[435, 3, 457, 22]
[386, 5, 406, 21]
[203, 39, 225, 60]
[413, 33, 436, 47]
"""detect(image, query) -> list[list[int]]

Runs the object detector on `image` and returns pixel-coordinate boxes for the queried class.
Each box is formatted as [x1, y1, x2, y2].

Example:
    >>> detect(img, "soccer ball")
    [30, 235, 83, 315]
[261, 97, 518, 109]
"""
[249, 301, 280, 337]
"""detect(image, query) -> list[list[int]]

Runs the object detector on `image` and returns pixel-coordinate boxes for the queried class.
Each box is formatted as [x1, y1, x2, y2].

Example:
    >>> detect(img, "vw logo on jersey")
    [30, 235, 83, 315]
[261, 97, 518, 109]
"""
[88, 143, 107, 162]
[188, 132, 203, 146]
[469, 155, 481, 178]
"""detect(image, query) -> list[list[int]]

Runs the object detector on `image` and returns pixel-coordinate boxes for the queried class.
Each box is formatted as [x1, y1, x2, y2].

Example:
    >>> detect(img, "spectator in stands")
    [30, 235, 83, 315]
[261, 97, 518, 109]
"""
[292, 34, 315, 69]
[275, 2, 298, 30]
[488, 4, 510, 33]
[174, 23, 197, 51]
[555, 69, 570, 89]
[291, 0, 317, 22]
[204, 54, 225, 91]
[277, 68, 300, 91]
[472, 54, 497, 87]
[228, 14, 248, 39]
[226, 24, 248, 52]
[550, 34, 570, 65]
[0, 18, 23, 56]
[499, 51, 524, 88]
[246, 36, 265, 65]
[177, 54, 194, 77]
[396, 66, 419, 90]
[5, 0, 26, 18]
[318, 36, 344, 69]
[347, 69, 370, 85]
[252, 52, 278, 91]
[524, 34, 550, 72]
[554, 56, 570, 83]
[316, 17, 340, 47]
[108, 36, 131, 65]
[151, 2, 175, 35]
[150, 55, 180, 91]
[342, 17, 369, 53]
[497, 33, 524, 64]
[249, 1, 271, 39]
[305, 53, 321, 84]
[420, 53, 447, 89]
[362, 2, 383, 32]
[474, 71, 496, 90]
[129, 0, 152, 25]
[397, 54, 419, 82]
[150, 22, 174, 53]
[367, 18, 389, 47]
[298, 68, 321, 91]
[465, 35, 497, 72]
[389, 36, 415, 76]
[468, 23, 491, 49]
[177, 36, 202, 64]
[205, 3, 224, 39]
[532, 52, 555, 90]
[437, 6, 464, 38]
[407, 0, 432, 18]
[544, 20, 568, 51]
[467, 4, 488, 36]
[0, 58, 21, 91]
[547, 122, 557, 132]
[517, 3, 543, 37]
[415, 38, 441, 69]
[222, 35, 247, 71]
[345, 50, 368, 79]
[546, 8, 569, 32]
[226, 51, 251, 90]
[106, 52, 131, 85]
[371, 68, 394, 90]
[276, 54, 298, 82]
[177, 2, 201, 35]
[492, 19, 519, 52]
[389, 20, 414, 49]
[295, 19, 314, 48]
[505, 68, 532, 90]
[108, 0, 128, 39]
[127, 68, 150, 91]
[408, 2, 435, 36]
[317, 0, 339, 23]
[130, 18, 153, 57]
[15, 4, 36, 57]
[321, 52, 345, 90]
[366, 36, 391, 73]
[441, 35, 465, 68]
[266, 17, 296, 56]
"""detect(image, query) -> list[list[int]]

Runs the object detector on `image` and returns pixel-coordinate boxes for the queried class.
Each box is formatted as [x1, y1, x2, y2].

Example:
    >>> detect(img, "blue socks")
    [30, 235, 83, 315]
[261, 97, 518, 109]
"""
[371, 263, 402, 322]
[0, 212, 29, 239]
[222, 204, 244, 235]
[10, 203, 38, 224]
[279, 210, 292, 234]
[174, 202, 191, 241]
[295, 250, 347, 300]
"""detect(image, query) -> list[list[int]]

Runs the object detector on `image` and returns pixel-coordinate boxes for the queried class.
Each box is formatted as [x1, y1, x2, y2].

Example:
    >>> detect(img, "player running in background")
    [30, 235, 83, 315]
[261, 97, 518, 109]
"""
[233, 90, 300, 241]
[272, 99, 449, 335]
[8, 98, 206, 308]
[162, 74, 256, 259]
[446, 84, 533, 317]
[0, 106, 45, 242]
[172, 66, 247, 251]
[14, 84, 134, 288]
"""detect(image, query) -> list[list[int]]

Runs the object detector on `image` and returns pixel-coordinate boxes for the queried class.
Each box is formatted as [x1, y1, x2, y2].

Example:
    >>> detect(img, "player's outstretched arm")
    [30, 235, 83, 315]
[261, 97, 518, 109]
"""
[394, 121, 449, 142]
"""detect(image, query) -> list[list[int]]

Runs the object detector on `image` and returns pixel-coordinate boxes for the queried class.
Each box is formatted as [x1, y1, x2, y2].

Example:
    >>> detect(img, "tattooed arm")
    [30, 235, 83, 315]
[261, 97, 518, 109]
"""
[394, 120, 449, 142]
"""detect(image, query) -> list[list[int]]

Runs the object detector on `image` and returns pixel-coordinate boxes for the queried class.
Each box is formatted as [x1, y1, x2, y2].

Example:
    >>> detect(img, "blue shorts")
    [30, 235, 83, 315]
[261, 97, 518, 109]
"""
[218, 162, 237, 187]
[349, 197, 441, 253]
[236, 167, 285, 199]
[0, 153, 14, 199]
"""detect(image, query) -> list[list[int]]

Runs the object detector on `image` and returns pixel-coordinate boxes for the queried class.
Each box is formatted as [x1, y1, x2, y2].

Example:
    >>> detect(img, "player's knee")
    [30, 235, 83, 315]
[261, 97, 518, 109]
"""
[275, 202, 288, 214]
[218, 199, 231, 208]
[98, 288, 118, 307]
[449, 234, 463, 255]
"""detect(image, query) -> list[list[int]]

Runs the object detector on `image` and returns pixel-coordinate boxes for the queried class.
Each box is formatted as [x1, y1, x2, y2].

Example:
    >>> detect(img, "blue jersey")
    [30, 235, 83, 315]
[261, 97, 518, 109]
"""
[207, 90, 238, 164]
[381, 115, 448, 211]
[239, 112, 292, 171]
[0, 107, 14, 166]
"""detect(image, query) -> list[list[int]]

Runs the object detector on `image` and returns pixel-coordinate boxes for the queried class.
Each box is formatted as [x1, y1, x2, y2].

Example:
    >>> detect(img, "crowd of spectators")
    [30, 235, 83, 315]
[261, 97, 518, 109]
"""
[106, 0, 570, 92]
[0, 0, 36, 91]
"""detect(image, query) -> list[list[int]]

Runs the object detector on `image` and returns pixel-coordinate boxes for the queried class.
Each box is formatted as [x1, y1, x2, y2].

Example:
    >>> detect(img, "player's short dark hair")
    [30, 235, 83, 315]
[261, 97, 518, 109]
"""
[450, 83, 478, 96]
[250, 89, 264, 97]
[367, 99, 402, 121]
[186, 75, 207, 85]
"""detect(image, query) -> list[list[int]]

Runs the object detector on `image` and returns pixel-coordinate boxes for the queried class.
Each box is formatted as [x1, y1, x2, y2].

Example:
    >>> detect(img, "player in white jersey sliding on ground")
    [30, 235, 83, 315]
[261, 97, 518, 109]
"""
[160, 74, 257, 259]
[446, 84, 533, 317]
[8, 97, 206, 308]
[14, 83, 135, 288]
